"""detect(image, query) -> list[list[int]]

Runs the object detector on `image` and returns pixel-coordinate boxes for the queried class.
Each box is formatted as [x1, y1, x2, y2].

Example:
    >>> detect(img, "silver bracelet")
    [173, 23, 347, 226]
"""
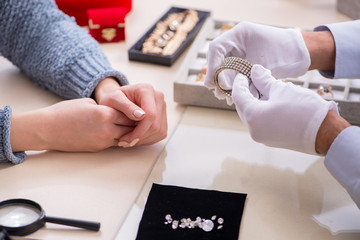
[214, 57, 261, 98]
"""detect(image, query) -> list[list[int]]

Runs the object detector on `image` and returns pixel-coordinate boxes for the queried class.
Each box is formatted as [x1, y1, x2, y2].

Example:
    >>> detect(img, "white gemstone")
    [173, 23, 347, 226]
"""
[172, 220, 179, 229]
[201, 220, 214, 232]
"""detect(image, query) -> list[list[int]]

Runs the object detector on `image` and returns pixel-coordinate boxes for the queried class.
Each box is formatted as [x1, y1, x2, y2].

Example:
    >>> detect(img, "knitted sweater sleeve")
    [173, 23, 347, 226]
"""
[0, 0, 128, 99]
[0, 106, 26, 164]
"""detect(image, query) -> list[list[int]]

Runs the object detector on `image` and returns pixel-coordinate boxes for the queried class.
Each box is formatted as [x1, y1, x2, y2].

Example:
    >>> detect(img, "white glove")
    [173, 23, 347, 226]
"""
[205, 21, 310, 100]
[232, 64, 338, 155]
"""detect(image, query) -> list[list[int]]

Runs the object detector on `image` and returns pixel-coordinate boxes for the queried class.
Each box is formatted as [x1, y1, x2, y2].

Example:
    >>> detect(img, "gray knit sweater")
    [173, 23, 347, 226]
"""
[0, 0, 129, 164]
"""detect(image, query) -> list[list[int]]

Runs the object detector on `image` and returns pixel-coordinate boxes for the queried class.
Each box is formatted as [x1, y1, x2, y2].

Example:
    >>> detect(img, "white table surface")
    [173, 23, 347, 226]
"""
[0, 0, 356, 239]
[117, 107, 360, 240]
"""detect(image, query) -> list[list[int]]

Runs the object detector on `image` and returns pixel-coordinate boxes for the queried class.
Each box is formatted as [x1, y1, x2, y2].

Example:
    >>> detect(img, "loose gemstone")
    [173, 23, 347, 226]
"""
[172, 220, 179, 229]
[201, 220, 214, 232]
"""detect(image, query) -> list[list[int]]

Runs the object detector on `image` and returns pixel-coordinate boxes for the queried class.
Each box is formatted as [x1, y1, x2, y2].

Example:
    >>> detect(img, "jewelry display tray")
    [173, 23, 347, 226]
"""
[174, 19, 360, 125]
[128, 6, 211, 66]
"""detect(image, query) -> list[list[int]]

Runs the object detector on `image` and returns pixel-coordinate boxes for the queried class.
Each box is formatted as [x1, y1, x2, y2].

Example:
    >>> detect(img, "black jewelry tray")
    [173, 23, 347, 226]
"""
[128, 6, 211, 66]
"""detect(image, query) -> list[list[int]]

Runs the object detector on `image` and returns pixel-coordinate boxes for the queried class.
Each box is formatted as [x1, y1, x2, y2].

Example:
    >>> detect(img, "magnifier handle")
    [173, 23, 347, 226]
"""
[0, 229, 13, 240]
[44, 216, 100, 231]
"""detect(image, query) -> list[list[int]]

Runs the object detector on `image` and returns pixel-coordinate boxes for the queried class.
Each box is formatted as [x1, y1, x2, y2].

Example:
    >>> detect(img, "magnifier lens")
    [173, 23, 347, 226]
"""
[0, 204, 41, 227]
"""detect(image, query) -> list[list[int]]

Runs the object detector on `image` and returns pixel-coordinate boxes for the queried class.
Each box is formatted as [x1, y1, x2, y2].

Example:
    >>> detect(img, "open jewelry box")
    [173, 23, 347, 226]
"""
[128, 6, 211, 66]
[174, 19, 360, 125]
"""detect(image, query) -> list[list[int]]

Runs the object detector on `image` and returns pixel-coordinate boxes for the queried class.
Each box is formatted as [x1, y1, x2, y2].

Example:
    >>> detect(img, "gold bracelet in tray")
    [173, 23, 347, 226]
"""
[142, 9, 199, 56]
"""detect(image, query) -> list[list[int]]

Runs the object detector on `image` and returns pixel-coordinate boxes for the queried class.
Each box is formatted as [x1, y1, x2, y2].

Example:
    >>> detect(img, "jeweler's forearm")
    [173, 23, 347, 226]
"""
[302, 31, 335, 71]
[315, 111, 350, 155]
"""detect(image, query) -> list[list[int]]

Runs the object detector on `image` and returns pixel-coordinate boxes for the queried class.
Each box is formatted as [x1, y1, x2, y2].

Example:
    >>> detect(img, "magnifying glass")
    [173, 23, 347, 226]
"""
[0, 199, 100, 236]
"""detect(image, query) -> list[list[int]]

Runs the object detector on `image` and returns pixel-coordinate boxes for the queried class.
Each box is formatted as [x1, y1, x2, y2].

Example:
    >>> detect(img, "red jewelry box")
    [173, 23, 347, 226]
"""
[55, 0, 131, 26]
[87, 7, 126, 43]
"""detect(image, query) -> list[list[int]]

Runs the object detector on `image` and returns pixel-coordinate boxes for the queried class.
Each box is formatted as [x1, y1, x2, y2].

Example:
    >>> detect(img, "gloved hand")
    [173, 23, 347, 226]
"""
[205, 21, 310, 100]
[232, 64, 338, 155]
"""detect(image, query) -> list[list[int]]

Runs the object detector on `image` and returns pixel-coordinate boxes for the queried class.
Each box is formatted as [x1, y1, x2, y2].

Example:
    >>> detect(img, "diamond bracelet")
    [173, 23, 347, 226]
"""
[214, 56, 254, 97]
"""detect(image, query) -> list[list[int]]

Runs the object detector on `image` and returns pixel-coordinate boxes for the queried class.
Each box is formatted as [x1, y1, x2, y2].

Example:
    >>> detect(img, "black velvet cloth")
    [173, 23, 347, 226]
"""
[135, 184, 247, 240]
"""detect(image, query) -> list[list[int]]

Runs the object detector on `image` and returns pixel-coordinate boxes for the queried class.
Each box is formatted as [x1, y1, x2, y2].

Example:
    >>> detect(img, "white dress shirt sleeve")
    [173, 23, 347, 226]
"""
[324, 126, 360, 208]
[314, 20, 360, 79]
